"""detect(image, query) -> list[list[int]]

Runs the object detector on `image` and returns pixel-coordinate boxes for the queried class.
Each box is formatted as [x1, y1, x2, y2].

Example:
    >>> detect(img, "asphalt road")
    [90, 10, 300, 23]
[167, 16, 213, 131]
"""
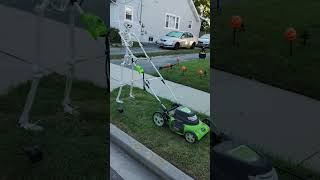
[110, 45, 170, 55]
[111, 53, 210, 74]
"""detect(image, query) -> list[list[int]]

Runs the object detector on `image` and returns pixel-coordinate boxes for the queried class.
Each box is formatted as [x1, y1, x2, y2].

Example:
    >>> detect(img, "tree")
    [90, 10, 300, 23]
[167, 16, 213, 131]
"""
[193, 0, 210, 32]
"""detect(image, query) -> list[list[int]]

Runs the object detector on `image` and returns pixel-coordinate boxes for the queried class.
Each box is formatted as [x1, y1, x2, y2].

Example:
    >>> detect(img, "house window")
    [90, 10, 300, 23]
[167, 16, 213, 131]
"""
[125, 6, 133, 21]
[165, 14, 180, 30]
[149, 36, 154, 42]
[176, 17, 180, 29]
[188, 21, 192, 29]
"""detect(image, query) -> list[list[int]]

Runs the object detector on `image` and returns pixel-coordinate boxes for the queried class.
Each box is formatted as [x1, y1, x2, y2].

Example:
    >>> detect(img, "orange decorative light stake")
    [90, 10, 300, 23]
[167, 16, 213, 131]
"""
[176, 56, 180, 65]
[231, 16, 242, 46]
[181, 66, 187, 75]
[284, 27, 297, 56]
[198, 69, 204, 79]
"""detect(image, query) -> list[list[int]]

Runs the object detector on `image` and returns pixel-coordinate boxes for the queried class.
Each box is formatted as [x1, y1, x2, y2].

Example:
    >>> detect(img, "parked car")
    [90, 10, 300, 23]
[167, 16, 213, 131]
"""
[197, 34, 210, 48]
[157, 31, 198, 50]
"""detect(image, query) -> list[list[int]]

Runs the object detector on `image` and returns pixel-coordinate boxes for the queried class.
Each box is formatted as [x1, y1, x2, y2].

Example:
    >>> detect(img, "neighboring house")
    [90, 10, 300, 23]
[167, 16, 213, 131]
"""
[110, 0, 201, 43]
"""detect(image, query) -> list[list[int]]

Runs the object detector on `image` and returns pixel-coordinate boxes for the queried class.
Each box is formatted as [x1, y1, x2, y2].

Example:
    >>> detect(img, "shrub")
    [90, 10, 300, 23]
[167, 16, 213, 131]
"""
[109, 27, 121, 43]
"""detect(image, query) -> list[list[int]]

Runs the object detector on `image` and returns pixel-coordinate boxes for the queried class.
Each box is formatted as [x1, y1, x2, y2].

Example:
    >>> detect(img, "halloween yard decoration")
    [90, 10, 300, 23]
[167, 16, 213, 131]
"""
[159, 63, 174, 70]
[199, 47, 207, 59]
[300, 29, 310, 46]
[176, 56, 180, 65]
[114, 22, 179, 106]
[181, 66, 187, 75]
[198, 69, 204, 78]
[231, 16, 242, 46]
[284, 27, 297, 56]
[18, 0, 107, 131]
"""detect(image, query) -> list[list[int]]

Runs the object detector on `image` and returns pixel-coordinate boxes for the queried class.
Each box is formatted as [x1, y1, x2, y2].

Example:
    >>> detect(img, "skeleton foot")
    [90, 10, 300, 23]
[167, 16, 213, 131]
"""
[62, 102, 79, 115]
[116, 98, 124, 104]
[20, 122, 43, 131]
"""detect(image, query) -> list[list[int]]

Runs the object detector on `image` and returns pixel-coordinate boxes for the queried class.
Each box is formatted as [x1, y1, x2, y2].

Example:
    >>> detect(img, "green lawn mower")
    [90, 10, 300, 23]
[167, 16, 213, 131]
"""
[152, 103, 210, 144]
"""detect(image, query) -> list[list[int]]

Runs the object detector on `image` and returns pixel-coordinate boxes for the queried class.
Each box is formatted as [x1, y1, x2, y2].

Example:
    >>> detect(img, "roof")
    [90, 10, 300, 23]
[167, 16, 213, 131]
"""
[188, 0, 201, 22]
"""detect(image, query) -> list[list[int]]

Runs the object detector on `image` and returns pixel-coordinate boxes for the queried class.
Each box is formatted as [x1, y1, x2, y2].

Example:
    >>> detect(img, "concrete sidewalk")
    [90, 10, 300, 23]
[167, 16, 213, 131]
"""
[110, 63, 210, 116]
[212, 69, 320, 172]
[110, 142, 161, 180]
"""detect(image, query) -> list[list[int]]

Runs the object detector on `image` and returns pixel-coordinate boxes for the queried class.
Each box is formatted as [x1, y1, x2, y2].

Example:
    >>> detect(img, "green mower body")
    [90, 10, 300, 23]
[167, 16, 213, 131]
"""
[153, 105, 210, 143]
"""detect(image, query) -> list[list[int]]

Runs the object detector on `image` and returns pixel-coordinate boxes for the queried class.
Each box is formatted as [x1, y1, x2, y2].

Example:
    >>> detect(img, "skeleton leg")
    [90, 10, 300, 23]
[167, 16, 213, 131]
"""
[62, 4, 76, 114]
[19, 65, 44, 131]
[116, 56, 127, 104]
[18, 2, 50, 131]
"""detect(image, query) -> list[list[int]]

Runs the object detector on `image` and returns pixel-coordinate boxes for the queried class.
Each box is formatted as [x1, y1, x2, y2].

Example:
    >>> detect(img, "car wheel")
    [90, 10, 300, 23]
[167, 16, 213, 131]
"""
[153, 112, 165, 127]
[190, 42, 196, 49]
[174, 43, 180, 50]
[185, 132, 197, 143]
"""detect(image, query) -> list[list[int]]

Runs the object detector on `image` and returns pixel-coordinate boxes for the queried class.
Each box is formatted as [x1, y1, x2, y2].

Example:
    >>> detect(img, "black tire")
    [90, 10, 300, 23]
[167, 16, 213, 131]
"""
[174, 43, 180, 50]
[190, 42, 196, 49]
[152, 112, 165, 127]
[203, 118, 210, 127]
[184, 132, 197, 144]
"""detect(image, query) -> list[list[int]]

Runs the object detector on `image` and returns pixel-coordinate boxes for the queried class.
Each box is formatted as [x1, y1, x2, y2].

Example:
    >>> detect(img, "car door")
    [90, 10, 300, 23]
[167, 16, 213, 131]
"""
[188, 33, 196, 47]
[180, 33, 188, 48]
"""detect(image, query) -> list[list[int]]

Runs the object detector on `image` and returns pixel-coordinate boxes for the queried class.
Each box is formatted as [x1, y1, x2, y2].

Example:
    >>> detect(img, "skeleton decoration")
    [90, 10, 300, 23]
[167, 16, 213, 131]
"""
[115, 22, 178, 110]
[19, 0, 107, 131]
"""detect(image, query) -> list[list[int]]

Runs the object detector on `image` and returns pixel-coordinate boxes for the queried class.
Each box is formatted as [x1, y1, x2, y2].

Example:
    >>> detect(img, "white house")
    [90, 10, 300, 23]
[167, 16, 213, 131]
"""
[110, 0, 201, 43]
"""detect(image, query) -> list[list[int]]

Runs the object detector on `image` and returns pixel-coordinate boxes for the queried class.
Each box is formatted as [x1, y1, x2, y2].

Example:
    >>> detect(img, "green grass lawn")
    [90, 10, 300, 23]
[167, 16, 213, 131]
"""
[157, 59, 210, 92]
[110, 86, 210, 180]
[214, 0, 320, 100]
[0, 74, 108, 179]
[111, 48, 200, 59]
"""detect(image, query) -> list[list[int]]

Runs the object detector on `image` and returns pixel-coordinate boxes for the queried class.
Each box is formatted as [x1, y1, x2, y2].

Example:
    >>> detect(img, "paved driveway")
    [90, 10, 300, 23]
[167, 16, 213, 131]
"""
[110, 45, 170, 55]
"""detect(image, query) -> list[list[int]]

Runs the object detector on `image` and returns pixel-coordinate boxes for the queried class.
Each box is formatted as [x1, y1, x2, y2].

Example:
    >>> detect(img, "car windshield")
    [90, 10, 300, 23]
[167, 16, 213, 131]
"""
[200, 34, 210, 39]
[166, 31, 183, 38]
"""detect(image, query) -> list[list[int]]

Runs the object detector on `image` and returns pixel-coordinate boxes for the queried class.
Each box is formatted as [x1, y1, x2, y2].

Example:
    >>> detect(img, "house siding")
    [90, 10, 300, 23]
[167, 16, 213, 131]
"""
[141, 0, 201, 43]
[110, 0, 142, 38]
[110, 0, 201, 43]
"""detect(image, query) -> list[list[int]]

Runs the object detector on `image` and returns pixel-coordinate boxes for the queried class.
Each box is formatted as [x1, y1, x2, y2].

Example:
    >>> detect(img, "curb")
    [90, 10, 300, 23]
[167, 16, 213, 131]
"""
[110, 123, 194, 180]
